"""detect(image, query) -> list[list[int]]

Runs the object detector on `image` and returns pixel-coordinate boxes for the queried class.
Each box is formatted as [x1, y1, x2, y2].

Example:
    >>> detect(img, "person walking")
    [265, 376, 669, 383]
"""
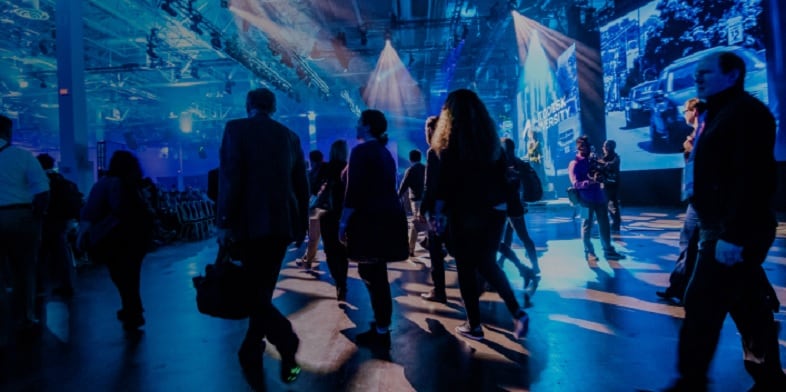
[429, 89, 529, 341]
[339, 109, 409, 349]
[216, 88, 309, 384]
[420, 115, 448, 303]
[78, 151, 154, 332]
[0, 114, 50, 339]
[665, 51, 786, 391]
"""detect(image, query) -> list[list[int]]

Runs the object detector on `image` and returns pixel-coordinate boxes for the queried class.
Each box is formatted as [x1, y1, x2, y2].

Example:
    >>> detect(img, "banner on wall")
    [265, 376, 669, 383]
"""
[517, 42, 581, 193]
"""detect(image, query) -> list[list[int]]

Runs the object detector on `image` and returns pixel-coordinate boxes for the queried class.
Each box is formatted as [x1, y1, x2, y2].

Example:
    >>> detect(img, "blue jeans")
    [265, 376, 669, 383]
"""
[581, 202, 613, 255]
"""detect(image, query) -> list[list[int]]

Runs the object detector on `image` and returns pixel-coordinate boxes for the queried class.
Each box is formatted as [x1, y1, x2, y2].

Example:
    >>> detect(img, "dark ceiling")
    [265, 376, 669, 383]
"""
[0, 0, 611, 151]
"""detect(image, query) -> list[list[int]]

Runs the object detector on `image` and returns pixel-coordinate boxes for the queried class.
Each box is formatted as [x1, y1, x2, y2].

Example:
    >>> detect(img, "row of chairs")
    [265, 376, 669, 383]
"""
[176, 200, 215, 241]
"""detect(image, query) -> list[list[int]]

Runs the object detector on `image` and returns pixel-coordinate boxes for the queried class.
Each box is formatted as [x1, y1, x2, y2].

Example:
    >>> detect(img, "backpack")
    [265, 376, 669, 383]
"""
[516, 160, 543, 202]
[47, 173, 84, 220]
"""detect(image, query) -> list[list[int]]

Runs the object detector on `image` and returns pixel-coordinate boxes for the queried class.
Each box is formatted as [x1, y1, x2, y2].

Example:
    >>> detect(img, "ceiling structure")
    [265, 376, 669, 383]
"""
[0, 0, 612, 152]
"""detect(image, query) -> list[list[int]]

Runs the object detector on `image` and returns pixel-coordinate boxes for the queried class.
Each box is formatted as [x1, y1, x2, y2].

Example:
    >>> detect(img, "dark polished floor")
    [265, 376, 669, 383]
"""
[2, 202, 785, 392]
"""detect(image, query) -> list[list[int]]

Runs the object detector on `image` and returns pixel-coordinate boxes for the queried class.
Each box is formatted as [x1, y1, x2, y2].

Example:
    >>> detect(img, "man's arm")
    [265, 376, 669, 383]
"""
[217, 122, 241, 231]
[721, 105, 776, 246]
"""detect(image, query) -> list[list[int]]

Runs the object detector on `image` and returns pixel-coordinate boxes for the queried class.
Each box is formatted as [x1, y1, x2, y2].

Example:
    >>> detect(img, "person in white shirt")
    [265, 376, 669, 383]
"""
[0, 114, 50, 339]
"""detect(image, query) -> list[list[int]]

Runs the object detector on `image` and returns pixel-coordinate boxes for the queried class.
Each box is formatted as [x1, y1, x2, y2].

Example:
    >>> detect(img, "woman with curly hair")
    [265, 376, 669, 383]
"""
[429, 89, 529, 340]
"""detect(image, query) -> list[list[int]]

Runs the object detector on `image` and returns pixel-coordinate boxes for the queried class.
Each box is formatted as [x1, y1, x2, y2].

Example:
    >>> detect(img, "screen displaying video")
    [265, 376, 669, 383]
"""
[599, 0, 779, 170]
[516, 35, 581, 196]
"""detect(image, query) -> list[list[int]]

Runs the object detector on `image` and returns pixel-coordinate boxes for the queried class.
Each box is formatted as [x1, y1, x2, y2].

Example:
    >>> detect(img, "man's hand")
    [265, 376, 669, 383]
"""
[715, 239, 743, 266]
[338, 222, 348, 246]
[683, 135, 694, 153]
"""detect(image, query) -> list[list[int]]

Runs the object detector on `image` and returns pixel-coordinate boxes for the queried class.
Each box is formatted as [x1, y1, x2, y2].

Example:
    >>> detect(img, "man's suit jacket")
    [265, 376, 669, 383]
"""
[207, 167, 218, 203]
[217, 112, 309, 243]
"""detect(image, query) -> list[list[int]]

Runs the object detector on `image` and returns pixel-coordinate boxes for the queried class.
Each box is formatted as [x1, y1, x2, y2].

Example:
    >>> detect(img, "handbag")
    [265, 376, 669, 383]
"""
[79, 215, 121, 256]
[192, 246, 252, 320]
[566, 187, 587, 207]
[311, 180, 334, 212]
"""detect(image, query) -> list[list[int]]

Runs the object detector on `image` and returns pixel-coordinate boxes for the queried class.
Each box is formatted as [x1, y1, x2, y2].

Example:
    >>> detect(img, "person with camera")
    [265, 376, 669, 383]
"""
[568, 136, 625, 263]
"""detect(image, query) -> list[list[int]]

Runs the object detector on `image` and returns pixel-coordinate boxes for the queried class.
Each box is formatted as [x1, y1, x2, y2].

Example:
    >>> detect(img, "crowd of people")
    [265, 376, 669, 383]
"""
[1, 49, 784, 391]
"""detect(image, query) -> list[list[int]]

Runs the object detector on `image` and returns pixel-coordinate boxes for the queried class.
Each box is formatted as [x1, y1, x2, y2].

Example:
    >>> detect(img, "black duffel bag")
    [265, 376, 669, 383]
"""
[192, 246, 251, 320]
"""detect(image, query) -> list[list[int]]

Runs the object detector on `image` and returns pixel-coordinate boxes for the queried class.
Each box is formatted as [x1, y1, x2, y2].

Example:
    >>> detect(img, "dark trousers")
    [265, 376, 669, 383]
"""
[357, 262, 392, 328]
[240, 236, 299, 360]
[320, 211, 348, 289]
[450, 210, 520, 328]
[100, 242, 146, 317]
[497, 215, 539, 274]
[604, 183, 621, 231]
[427, 230, 447, 296]
[675, 228, 786, 389]
[39, 219, 75, 292]
[668, 204, 700, 298]
[581, 201, 613, 254]
[0, 209, 41, 324]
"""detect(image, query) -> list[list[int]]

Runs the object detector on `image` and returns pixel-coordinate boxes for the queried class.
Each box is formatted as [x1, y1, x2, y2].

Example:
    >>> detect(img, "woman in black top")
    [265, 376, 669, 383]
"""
[430, 89, 529, 341]
[339, 109, 408, 348]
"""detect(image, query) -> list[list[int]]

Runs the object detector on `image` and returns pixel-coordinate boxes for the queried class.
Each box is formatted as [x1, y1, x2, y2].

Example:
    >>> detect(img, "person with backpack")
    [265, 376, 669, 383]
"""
[497, 137, 540, 307]
[36, 153, 82, 298]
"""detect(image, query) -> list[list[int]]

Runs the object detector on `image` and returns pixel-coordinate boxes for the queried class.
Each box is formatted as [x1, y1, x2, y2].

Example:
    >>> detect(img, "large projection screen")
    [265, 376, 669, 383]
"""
[600, 0, 781, 171]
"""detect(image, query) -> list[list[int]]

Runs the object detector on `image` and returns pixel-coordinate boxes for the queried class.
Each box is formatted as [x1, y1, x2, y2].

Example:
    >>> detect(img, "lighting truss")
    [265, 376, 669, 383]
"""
[158, 0, 328, 99]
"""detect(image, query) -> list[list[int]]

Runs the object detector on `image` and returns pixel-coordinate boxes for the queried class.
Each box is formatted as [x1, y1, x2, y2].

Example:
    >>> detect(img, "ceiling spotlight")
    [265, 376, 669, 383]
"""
[161, 0, 178, 17]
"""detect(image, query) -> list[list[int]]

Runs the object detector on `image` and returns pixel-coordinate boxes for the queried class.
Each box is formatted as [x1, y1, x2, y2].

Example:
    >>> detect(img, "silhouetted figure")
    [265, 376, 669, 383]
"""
[338, 109, 409, 349]
[420, 115, 448, 303]
[216, 88, 308, 384]
[78, 150, 154, 332]
[430, 89, 529, 341]
[0, 114, 50, 340]
[665, 51, 786, 392]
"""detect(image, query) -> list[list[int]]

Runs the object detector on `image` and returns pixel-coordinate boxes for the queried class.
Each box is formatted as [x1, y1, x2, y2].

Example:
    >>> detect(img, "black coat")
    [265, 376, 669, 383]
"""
[216, 112, 309, 243]
[691, 87, 777, 247]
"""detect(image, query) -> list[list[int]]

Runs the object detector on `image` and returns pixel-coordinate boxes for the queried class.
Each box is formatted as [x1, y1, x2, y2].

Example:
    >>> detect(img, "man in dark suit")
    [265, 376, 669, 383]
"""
[666, 51, 786, 391]
[216, 88, 309, 384]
